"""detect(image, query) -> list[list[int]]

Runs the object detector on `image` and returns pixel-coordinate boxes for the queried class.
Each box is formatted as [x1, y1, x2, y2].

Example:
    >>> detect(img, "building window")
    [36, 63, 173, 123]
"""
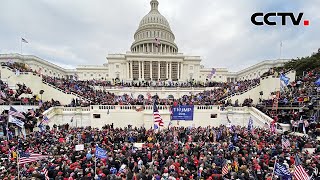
[219, 76, 222, 78]
[106, 74, 109, 77]
[84, 74, 86, 76]
[91, 74, 93, 77]
[99, 74, 101, 76]
[211, 114, 217, 118]
[189, 66, 193, 70]
[93, 114, 101, 118]
[116, 65, 119, 68]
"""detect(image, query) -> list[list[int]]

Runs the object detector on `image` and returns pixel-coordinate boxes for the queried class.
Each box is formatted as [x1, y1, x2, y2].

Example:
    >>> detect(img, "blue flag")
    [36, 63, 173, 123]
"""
[315, 77, 320, 87]
[274, 163, 292, 180]
[247, 117, 253, 131]
[233, 134, 238, 142]
[95, 145, 107, 159]
[280, 74, 290, 86]
[38, 123, 46, 132]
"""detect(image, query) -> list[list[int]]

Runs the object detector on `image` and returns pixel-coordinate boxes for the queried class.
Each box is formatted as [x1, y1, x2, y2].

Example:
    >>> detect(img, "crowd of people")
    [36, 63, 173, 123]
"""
[0, 125, 319, 179]
[262, 68, 319, 108]
[0, 79, 36, 105]
[1, 98, 61, 137]
[42, 74, 260, 107]
[256, 68, 320, 136]
[2, 62, 260, 107]
[0, 61, 319, 179]
[2, 62, 235, 88]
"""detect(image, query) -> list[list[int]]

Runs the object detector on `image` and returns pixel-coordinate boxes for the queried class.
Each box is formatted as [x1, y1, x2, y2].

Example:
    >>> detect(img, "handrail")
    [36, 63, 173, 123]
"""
[249, 106, 273, 124]
[221, 82, 261, 101]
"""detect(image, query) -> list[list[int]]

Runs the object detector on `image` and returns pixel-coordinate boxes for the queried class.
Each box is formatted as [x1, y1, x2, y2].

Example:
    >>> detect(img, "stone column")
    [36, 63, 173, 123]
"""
[160, 44, 163, 53]
[142, 61, 144, 80]
[166, 62, 169, 79]
[177, 62, 180, 80]
[152, 43, 154, 53]
[127, 62, 129, 79]
[130, 61, 133, 80]
[150, 61, 152, 80]
[138, 61, 141, 80]
[169, 62, 172, 80]
[158, 61, 160, 80]
[180, 63, 183, 81]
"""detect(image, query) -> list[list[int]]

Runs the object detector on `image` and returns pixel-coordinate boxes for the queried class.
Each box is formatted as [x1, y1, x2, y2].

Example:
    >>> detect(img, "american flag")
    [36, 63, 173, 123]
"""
[42, 116, 49, 124]
[43, 167, 49, 180]
[21, 37, 28, 43]
[282, 137, 290, 149]
[153, 102, 164, 127]
[207, 68, 216, 79]
[9, 106, 25, 119]
[294, 154, 309, 180]
[222, 161, 229, 176]
[155, 38, 160, 47]
[18, 152, 48, 165]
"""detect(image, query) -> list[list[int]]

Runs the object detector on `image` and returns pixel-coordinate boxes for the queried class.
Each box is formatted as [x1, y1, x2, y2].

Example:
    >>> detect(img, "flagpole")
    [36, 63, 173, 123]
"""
[17, 151, 20, 180]
[20, 38, 22, 55]
[94, 156, 97, 177]
[279, 41, 282, 59]
[317, 89, 319, 122]
[271, 158, 277, 179]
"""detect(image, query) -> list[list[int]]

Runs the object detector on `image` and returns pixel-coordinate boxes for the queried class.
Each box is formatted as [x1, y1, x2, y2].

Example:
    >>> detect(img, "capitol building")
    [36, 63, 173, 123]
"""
[0, 0, 288, 83]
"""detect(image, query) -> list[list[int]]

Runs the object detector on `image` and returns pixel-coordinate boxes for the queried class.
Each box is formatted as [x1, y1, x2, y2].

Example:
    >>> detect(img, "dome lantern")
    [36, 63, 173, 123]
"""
[150, 0, 159, 11]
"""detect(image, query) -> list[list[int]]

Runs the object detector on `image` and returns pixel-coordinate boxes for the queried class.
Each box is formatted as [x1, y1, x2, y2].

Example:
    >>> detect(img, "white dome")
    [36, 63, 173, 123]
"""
[139, 4, 171, 30]
[131, 0, 178, 54]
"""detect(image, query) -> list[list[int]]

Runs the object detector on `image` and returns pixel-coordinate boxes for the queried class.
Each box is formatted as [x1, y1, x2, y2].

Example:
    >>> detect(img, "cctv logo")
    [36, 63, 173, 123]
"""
[251, 12, 310, 26]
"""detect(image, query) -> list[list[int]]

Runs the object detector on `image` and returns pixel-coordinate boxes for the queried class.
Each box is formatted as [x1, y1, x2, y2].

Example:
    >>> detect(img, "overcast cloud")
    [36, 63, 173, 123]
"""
[0, 0, 319, 71]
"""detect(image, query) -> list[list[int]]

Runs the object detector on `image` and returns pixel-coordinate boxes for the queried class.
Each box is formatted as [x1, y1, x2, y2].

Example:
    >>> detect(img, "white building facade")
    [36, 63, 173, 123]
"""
[0, 0, 290, 82]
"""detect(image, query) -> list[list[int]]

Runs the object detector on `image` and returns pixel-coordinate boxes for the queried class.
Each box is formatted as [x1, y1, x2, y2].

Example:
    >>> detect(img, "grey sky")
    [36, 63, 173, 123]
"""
[0, 0, 319, 71]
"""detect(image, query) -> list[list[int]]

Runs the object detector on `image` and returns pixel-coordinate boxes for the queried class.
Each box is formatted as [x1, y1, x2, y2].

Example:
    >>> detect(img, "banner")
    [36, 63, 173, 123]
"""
[171, 105, 194, 121]
[95, 146, 107, 159]
[75, 144, 84, 151]
[9, 116, 24, 128]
